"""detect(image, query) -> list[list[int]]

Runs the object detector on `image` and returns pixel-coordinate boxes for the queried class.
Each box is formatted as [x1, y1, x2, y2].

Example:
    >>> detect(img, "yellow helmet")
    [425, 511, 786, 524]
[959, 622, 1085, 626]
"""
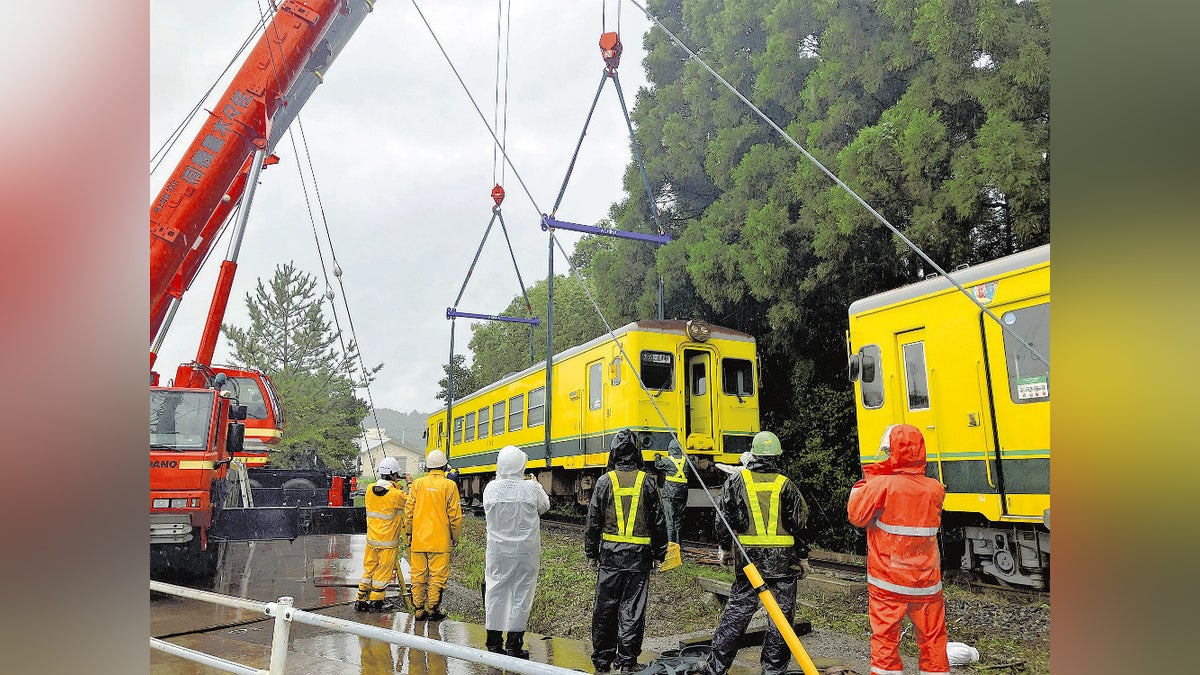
[751, 431, 782, 457]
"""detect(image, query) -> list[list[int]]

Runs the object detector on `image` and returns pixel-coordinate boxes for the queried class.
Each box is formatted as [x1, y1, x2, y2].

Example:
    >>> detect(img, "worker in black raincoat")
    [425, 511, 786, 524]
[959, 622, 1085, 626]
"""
[688, 431, 810, 675]
[653, 438, 689, 544]
[586, 429, 669, 674]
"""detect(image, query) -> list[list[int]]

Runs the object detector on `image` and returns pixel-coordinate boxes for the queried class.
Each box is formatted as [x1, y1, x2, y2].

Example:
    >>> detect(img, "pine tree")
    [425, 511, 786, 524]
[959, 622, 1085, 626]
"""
[222, 262, 382, 470]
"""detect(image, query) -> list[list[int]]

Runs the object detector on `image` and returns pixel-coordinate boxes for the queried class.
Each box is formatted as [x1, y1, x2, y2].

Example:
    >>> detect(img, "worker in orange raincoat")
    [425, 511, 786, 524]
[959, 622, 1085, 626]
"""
[356, 456, 408, 612]
[847, 424, 949, 675]
[405, 449, 463, 621]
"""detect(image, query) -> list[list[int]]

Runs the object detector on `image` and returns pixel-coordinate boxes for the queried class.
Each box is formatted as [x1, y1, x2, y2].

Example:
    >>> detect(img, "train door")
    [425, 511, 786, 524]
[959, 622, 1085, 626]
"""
[582, 358, 607, 464]
[683, 348, 716, 450]
[895, 329, 942, 473]
[982, 299, 1050, 518]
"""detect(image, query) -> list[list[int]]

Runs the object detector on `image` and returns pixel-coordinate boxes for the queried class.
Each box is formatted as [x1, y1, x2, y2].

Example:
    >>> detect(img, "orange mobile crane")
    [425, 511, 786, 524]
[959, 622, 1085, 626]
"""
[149, 0, 374, 577]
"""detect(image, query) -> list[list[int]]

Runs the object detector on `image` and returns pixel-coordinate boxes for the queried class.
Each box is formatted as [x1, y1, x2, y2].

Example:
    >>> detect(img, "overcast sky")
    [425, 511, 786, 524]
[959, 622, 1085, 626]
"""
[151, 1, 655, 415]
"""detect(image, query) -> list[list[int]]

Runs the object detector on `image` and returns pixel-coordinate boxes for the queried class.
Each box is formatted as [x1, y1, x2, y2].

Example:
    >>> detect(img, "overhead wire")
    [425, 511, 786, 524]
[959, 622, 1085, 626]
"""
[625, 0, 1047, 367]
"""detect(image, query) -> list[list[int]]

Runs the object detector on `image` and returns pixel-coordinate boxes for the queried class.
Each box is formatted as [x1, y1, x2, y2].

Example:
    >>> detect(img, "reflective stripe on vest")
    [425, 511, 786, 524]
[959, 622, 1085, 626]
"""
[867, 574, 943, 596]
[737, 469, 795, 547]
[366, 511, 397, 520]
[665, 455, 687, 483]
[872, 518, 938, 537]
[602, 471, 651, 544]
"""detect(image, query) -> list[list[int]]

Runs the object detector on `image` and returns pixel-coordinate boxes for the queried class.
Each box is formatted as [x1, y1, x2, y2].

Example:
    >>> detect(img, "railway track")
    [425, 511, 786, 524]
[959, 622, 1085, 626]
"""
[498, 510, 1049, 599]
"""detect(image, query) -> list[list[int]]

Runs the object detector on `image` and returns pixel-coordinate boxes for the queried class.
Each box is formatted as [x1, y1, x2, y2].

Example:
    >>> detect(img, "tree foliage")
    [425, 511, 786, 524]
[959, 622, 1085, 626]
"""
[223, 262, 382, 470]
[451, 0, 1049, 552]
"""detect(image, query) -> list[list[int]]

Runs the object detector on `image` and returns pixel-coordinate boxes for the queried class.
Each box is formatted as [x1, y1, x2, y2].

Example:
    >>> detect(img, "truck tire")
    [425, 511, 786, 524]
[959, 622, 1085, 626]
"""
[280, 477, 320, 507]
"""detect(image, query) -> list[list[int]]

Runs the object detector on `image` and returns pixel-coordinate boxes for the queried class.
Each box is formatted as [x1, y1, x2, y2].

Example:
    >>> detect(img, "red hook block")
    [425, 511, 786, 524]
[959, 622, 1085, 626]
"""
[491, 183, 506, 206]
[600, 32, 622, 69]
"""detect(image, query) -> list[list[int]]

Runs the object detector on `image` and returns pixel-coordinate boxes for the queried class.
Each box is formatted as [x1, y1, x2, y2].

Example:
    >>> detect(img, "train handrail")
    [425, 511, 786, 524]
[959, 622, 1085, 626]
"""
[150, 581, 580, 675]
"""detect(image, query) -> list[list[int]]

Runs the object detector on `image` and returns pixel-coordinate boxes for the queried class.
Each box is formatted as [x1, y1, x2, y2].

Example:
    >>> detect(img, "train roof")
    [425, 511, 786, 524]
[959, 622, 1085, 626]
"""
[848, 244, 1049, 316]
[433, 320, 753, 414]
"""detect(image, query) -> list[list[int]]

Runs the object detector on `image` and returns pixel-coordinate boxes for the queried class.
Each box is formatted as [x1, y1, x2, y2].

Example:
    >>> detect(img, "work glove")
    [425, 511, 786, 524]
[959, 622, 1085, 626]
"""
[800, 559, 812, 577]
[587, 558, 599, 572]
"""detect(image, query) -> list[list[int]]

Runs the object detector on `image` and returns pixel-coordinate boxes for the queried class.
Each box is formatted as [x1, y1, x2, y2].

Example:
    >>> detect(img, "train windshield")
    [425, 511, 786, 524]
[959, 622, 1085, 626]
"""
[150, 390, 214, 451]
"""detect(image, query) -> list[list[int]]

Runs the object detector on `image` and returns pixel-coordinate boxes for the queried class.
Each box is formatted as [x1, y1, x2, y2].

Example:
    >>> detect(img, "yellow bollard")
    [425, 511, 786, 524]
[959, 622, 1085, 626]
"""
[743, 564, 820, 675]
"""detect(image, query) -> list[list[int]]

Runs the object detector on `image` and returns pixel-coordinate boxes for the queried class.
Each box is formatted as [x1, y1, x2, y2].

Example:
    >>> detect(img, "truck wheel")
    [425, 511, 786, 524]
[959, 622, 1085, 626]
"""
[280, 478, 320, 507]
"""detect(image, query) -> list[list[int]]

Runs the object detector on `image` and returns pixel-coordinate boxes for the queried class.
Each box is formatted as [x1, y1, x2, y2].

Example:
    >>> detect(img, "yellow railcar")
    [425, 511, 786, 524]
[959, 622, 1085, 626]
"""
[425, 320, 760, 505]
[847, 245, 1049, 589]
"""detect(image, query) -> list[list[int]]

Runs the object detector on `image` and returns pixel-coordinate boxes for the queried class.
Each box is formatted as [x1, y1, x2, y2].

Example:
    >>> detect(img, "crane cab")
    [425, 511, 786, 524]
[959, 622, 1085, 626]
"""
[173, 363, 284, 462]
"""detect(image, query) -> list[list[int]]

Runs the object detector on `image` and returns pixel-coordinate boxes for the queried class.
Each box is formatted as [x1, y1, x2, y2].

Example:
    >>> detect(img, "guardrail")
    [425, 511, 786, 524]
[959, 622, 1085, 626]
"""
[150, 581, 581, 675]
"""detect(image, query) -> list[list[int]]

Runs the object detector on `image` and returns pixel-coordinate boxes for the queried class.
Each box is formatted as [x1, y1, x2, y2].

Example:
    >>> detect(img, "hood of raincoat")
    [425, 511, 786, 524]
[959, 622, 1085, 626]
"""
[873, 423, 926, 475]
[610, 429, 641, 469]
[667, 438, 684, 458]
[496, 445, 528, 480]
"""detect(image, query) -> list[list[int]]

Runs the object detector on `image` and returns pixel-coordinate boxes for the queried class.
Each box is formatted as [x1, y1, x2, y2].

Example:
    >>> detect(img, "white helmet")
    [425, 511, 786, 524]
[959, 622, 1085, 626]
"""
[425, 449, 448, 469]
[378, 456, 401, 478]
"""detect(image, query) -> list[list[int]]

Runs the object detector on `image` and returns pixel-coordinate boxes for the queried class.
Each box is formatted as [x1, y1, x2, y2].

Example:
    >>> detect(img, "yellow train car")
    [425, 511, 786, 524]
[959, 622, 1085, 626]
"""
[425, 319, 760, 505]
[847, 245, 1049, 589]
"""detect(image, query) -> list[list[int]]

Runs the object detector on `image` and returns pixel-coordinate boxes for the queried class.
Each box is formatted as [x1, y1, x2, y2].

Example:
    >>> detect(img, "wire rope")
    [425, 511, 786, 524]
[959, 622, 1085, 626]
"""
[410, 0, 751, 560]
[290, 117, 387, 473]
[625, 0, 1046, 367]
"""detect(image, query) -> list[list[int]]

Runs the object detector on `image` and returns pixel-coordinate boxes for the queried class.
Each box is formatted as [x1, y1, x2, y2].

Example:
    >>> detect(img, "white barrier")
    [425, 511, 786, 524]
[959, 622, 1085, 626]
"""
[151, 581, 582, 675]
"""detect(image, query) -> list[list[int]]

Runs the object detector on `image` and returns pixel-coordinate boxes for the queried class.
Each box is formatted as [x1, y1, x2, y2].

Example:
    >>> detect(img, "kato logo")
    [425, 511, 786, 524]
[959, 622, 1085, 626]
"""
[150, 459, 179, 469]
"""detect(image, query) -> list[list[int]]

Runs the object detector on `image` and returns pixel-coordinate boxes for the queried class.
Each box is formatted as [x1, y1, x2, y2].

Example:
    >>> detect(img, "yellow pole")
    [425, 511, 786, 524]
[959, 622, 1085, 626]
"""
[743, 563, 820, 675]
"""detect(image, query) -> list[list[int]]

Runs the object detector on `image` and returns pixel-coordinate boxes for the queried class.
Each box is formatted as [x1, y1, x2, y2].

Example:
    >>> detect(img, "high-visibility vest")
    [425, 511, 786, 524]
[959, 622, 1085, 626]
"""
[664, 454, 687, 483]
[602, 470, 651, 544]
[737, 469, 795, 547]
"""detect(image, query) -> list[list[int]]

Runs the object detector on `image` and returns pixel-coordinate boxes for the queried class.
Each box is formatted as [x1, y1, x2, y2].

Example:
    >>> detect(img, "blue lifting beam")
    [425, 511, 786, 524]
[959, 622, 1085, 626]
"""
[541, 215, 671, 245]
[446, 308, 540, 326]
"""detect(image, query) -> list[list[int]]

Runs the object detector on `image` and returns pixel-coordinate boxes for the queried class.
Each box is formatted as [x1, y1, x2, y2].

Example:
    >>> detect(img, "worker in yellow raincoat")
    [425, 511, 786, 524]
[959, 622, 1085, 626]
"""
[405, 449, 462, 620]
[356, 456, 408, 612]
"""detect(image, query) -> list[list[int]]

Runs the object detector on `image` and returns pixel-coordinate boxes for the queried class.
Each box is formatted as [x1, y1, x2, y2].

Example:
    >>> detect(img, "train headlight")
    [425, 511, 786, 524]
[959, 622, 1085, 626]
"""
[170, 498, 188, 508]
[152, 498, 169, 509]
[686, 320, 711, 342]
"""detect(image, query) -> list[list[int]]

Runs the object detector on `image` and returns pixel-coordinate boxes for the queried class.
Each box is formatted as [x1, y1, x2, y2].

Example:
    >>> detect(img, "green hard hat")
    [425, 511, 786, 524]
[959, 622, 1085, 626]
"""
[751, 431, 782, 456]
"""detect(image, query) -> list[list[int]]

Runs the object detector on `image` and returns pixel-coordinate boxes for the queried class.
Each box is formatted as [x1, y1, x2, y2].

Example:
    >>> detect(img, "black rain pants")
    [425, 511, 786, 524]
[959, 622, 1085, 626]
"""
[695, 572, 797, 675]
[591, 567, 650, 671]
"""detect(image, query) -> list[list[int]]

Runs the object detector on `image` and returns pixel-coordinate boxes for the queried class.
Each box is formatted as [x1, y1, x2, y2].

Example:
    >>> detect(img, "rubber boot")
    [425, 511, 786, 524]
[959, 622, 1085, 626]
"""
[485, 629, 506, 654]
[369, 598, 398, 613]
[425, 602, 446, 621]
[354, 600, 370, 612]
[505, 631, 529, 659]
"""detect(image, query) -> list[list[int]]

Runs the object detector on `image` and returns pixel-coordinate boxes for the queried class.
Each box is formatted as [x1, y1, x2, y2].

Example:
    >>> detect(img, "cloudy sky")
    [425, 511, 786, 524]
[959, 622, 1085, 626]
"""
[151, 1, 655, 415]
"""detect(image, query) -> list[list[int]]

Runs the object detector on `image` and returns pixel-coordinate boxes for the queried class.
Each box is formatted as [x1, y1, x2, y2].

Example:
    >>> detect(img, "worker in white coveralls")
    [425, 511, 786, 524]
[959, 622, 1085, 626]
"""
[482, 445, 551, 658]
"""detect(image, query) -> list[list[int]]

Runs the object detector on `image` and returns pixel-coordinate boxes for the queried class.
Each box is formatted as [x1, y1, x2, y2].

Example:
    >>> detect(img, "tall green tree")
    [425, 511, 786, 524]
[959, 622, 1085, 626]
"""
[222, 262, 382, 470]
[435, 353, 479, 403]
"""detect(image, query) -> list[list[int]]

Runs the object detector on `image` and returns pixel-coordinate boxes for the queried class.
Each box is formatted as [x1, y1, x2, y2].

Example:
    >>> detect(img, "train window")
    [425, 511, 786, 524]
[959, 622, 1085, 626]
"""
[509, 394, 525, 431]
[437, 420, 445, 448]
[492, 401, 505, 435]
[589, 362, 603, 410]
[477, 407, 489, 438]
[453, 416, 464, 444]
[1001, 303, 1050, 404]
[721, 359, 754, 397]
[610, 357, 622, 386]
[465, 412, 476, 442]
[528, 387, 546, 426]
[859, 345, 883, 409]
[640, 351, 675, 391]
[902, 342, 930, 410]
[691, 362, 707, 395]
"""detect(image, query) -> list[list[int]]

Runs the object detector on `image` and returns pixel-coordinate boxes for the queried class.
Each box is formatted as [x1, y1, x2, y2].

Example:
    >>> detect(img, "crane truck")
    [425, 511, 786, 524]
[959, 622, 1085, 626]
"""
[150, 0, 376, 577]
